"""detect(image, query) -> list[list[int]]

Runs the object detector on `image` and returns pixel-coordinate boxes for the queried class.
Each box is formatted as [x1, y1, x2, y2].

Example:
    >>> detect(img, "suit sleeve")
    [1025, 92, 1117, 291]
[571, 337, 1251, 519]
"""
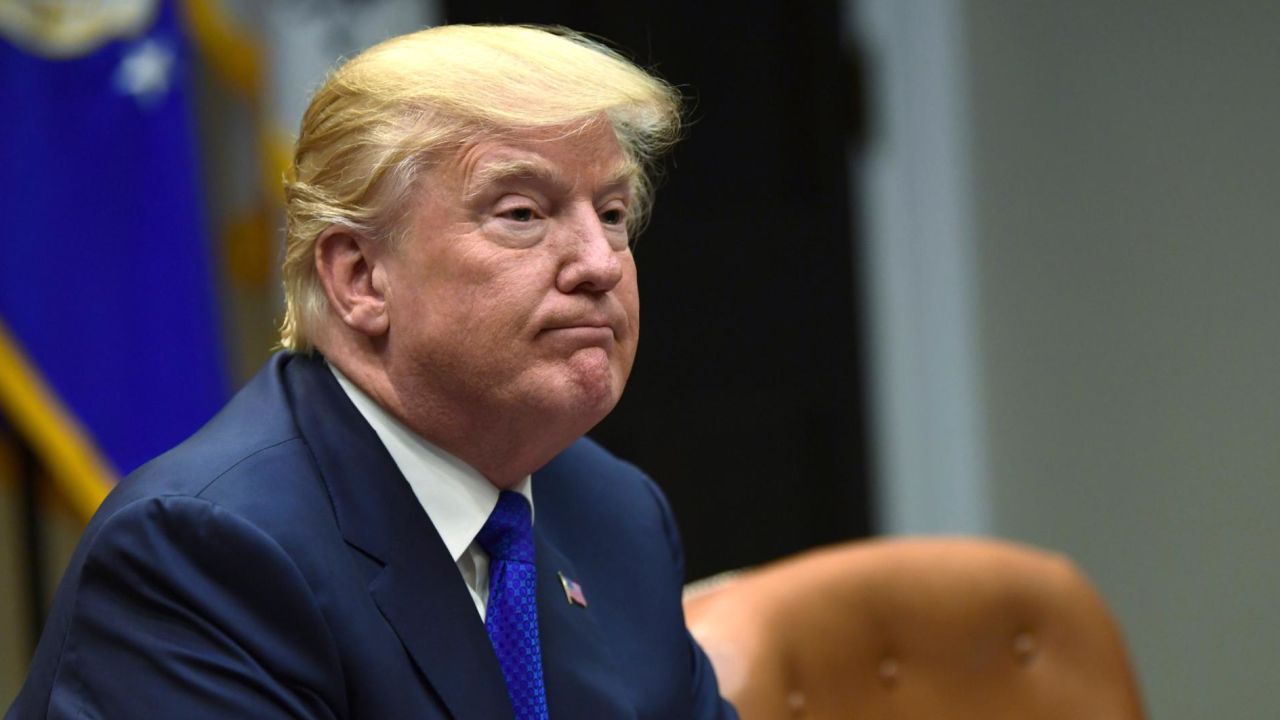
[39, 496, 345, 720]
[639, 477, 740, 720]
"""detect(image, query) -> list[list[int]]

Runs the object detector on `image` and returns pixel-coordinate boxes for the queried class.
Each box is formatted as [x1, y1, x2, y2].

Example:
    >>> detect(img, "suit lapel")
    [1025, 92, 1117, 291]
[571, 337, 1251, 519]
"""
[283, 355, 513, 720]
[536, 532, 638, 719]
[366, 553, 512, 720]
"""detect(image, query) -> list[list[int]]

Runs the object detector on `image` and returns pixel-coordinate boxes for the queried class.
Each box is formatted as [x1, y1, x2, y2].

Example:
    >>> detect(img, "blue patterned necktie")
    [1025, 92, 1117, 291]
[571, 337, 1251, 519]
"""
[477, 490, 549, 719]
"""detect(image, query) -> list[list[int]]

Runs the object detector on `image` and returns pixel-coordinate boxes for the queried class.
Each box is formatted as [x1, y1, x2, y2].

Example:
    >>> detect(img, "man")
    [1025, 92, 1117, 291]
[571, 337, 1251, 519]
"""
[9, 25, 736, 720]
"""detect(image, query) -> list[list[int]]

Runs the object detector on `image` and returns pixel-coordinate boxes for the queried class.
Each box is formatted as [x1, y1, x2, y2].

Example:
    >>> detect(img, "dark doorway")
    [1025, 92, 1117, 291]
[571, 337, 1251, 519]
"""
[445, 0, 871, 580]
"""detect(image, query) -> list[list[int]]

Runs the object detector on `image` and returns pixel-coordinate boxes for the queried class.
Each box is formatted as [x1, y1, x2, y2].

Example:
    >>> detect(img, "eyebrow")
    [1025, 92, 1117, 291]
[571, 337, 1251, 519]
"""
[463, 157, 640, 201]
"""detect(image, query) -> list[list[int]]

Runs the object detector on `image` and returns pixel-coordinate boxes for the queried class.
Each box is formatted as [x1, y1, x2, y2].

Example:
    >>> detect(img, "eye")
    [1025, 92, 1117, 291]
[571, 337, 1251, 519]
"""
[600, 207, 626, 226]
[501, 206, 537, 222]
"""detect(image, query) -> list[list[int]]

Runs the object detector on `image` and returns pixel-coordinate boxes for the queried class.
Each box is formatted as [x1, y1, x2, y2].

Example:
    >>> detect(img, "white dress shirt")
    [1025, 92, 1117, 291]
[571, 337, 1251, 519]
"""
[329, 364, 534, 620]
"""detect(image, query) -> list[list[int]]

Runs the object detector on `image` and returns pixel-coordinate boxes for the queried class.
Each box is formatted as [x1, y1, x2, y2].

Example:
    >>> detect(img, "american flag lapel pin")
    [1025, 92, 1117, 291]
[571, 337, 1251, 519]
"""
[557, 571, 588, 608]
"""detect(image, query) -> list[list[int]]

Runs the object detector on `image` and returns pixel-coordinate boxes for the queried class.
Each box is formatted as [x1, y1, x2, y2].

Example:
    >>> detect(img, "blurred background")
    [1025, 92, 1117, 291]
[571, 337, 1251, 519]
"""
[1, 0, 1277, 717]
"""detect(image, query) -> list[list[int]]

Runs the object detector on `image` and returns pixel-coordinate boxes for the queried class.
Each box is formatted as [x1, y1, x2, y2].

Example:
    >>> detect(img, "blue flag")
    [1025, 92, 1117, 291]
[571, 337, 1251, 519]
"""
[0, 0, 227, 516]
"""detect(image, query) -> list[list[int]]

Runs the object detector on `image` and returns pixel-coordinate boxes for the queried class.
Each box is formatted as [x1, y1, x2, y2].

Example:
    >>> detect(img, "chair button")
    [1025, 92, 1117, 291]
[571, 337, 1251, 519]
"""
[1014, 632, 1038, 665]
[878, 657, 900, 688]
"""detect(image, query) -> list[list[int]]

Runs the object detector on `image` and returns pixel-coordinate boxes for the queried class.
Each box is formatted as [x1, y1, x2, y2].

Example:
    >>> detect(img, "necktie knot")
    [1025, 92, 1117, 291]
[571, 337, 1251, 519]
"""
[478, 490, 534, 564]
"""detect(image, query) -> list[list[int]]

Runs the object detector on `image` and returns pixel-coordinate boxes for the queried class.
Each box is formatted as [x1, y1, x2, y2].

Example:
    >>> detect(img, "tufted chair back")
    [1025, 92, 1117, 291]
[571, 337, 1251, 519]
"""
[684, 538, 1145, 720]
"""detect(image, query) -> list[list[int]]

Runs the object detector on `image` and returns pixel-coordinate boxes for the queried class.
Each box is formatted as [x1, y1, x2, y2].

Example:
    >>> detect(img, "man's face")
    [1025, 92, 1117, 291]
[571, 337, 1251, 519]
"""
[379, 121, 640, 440]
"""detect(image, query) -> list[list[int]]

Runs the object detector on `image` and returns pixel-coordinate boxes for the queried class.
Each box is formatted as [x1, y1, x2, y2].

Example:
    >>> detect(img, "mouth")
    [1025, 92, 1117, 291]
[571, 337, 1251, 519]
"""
[540, 324, 615, 340]
[538, 316, 619, 344]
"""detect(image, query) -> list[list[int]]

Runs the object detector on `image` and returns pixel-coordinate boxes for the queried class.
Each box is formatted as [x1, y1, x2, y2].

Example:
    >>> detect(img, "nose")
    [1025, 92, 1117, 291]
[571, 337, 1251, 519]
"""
[555, 205, 625, 294]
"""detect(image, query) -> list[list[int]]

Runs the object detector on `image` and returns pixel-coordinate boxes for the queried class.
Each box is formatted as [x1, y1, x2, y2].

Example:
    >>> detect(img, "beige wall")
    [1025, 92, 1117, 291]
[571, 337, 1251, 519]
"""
[855, 1, 1279, 716]
[966, 1, 1280, 717]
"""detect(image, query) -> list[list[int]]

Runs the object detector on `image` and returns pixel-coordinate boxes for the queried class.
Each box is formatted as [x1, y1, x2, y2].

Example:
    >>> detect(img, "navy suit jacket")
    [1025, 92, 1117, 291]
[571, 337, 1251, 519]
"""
[9, 353, 735, 719]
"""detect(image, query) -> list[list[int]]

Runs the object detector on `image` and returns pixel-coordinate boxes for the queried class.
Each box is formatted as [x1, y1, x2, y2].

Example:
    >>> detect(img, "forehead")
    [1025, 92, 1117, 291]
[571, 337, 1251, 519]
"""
[449, 122, 638, 195]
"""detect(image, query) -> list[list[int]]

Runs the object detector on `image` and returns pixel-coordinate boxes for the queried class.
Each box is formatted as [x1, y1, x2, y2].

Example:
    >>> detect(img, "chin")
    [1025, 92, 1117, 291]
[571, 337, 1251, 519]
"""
[566, 373, 623, 422]
[518, 348, 630, 429]
[546, 364, 626, 425]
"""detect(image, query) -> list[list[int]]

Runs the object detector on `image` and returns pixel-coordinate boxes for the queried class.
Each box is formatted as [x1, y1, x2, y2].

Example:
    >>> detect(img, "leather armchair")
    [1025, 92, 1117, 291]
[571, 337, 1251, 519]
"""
[684, 538, 1145, 719]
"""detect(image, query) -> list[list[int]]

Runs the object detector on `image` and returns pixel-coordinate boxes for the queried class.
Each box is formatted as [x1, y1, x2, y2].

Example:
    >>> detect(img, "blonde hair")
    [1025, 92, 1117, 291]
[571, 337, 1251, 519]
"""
[280, 24, 682, 351]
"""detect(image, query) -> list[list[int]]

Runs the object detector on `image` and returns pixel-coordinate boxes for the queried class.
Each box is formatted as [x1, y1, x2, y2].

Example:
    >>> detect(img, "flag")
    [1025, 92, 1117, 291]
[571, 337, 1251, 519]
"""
[0, 0, 227, 520]
[558, 572, 589, 608]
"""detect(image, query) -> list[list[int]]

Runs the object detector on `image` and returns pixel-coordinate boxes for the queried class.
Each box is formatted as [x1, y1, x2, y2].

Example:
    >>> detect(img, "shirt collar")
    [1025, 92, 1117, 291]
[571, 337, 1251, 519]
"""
[328, 362, 534, 562]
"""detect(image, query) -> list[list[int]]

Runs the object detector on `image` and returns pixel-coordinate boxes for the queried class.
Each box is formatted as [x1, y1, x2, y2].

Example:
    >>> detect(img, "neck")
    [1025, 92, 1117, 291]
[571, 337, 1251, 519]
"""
[323, 349, 577, 490]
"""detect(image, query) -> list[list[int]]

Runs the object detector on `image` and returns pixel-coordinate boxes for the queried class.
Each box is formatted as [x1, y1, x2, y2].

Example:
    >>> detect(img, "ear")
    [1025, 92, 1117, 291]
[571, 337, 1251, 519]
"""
[314, 226, 390, 338]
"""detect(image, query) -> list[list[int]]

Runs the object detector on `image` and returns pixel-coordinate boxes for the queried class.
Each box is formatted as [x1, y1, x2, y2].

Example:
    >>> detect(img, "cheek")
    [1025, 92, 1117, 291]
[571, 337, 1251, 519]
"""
[620, 265, 641, 336]
[415, 248, 533, 330]
[444, 268, 552, 349]
[389, 275, 485, 352]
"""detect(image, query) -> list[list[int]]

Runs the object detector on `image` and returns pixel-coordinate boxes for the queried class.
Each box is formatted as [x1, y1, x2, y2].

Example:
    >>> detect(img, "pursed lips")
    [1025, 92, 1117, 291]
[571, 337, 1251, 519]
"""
[538, 315, 621, 340]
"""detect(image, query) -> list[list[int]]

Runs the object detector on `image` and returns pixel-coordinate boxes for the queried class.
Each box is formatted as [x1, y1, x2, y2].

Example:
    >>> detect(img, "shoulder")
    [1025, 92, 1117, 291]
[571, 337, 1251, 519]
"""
[13, 356, 367, 717]
[39, 352, 343, 667]
[100, 352, 332, 534]
[534, 437, 683, 568]
[15, 492, 346, 719]
[96, 431, 334, 561]
[536, 436, 664, 507]
[536, 437, 671, 519]
[51, 366, 337, 650]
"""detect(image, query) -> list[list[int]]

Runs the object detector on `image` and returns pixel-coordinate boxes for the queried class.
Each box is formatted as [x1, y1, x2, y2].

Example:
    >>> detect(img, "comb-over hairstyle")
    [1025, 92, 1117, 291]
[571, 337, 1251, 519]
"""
[279, 24, 682, 351]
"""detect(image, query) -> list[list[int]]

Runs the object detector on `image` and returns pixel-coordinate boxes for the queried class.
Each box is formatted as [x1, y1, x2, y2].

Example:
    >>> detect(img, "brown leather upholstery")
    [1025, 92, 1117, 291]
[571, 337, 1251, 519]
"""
[684, 538, 1145, 719]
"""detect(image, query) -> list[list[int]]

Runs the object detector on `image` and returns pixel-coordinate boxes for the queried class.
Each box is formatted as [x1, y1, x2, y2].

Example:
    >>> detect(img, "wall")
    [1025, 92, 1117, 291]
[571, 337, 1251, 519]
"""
[857, 1, 1280, 718]
[969, 2, 1280, 716]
